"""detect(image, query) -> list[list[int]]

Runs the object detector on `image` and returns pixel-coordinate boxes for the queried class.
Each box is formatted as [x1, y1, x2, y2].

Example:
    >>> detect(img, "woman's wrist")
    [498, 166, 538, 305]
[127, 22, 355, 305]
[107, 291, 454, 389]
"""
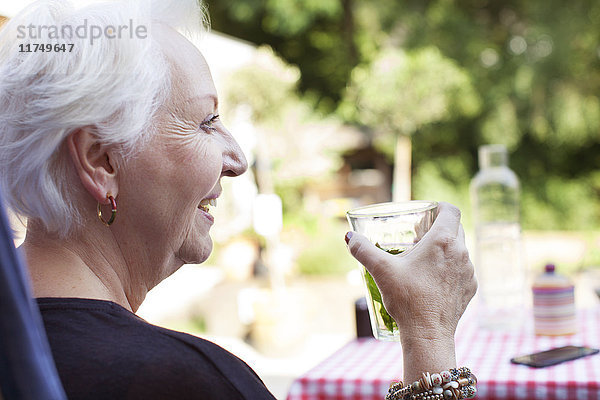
[400, 334, 457, 383]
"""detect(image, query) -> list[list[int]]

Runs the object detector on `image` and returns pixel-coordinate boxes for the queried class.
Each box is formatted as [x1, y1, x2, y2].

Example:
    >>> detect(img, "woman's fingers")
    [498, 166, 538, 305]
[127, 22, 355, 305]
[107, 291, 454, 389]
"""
[346, 203, 463, 284]
[345, 231, 393, 282]
[457, 223, 466, 249]
[430, 202, 461, 239]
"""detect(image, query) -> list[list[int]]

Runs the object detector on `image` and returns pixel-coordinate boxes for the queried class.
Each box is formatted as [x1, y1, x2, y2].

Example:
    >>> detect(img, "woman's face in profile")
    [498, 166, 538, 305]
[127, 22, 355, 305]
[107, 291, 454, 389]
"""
[116, 25, 247, 274]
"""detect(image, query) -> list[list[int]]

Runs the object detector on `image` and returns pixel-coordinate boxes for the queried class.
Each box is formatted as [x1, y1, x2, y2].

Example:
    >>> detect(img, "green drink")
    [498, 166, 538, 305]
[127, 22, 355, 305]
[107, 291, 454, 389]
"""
[364, 244, 404, 334]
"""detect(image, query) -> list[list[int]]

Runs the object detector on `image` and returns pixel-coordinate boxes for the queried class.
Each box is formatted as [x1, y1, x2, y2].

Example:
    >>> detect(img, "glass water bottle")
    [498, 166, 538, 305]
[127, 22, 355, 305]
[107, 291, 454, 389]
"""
[470, 144, 525, 329]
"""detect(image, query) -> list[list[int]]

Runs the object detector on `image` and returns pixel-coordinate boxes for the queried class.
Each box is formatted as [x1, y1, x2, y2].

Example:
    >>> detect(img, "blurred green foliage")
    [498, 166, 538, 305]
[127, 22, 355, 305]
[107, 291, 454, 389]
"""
[223, 46, 302, 127]
[206, 0, 600, 232]
[294, 218, 355, 275]
[340, 46, 480, 140]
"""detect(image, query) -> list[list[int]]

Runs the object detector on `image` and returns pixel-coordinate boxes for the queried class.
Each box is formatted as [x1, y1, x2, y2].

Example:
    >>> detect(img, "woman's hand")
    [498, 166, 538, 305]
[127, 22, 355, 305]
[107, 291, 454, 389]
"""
[346, 202, 477, 381]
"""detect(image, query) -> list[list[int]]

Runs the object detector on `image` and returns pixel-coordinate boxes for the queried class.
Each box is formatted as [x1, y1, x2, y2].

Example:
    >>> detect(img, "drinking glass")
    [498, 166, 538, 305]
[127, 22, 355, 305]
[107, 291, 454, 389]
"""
[346, 201, 438, 341]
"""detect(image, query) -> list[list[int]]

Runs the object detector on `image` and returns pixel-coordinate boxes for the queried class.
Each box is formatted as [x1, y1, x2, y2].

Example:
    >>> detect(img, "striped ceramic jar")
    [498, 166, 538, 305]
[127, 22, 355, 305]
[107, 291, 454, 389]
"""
[532, 264, 576, 336]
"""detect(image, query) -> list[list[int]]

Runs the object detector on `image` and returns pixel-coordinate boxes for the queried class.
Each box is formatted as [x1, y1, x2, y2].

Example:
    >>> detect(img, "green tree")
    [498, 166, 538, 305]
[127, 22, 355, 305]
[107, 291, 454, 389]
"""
[222, 46, 347, 194]
[393, 0, 600, 229]
[205, 0, 357, 112]
[340, 46, 480, 201]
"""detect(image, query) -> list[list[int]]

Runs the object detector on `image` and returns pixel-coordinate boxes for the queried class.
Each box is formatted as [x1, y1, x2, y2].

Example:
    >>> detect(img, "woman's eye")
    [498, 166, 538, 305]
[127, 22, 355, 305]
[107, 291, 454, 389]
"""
[200, 114, 220, 132]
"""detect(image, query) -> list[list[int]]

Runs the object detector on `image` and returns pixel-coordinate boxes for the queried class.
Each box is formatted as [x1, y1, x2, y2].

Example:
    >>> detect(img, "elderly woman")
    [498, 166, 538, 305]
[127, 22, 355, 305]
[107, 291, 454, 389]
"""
[0, 1, 476, 399]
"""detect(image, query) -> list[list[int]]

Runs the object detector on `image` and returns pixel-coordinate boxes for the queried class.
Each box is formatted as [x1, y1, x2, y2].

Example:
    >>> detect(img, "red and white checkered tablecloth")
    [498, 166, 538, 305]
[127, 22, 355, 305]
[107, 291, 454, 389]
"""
[287, 308, 600, 400]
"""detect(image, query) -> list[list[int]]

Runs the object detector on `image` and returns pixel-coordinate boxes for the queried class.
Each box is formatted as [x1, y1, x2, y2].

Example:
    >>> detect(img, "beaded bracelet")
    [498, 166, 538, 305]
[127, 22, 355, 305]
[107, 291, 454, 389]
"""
[385, 367, 477, 400]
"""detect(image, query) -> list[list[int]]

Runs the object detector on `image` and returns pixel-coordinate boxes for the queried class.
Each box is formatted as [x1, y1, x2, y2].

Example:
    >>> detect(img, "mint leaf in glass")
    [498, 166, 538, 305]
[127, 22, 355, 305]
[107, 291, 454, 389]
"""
[364, 243, 404, 332]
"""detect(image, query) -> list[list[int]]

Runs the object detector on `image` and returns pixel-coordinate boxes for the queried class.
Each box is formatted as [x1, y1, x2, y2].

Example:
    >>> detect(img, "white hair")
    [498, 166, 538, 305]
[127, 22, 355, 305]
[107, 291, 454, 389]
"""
[0, 0, 209, 236]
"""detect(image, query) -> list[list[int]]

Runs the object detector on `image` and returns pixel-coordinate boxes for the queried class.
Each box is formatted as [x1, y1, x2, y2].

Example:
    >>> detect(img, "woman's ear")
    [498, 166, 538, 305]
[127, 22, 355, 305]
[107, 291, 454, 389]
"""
[66, 127, 118, 204]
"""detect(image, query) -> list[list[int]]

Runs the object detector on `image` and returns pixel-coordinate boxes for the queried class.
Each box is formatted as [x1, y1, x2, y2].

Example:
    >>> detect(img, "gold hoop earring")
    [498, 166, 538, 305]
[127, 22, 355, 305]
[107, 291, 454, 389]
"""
[97, 194, 117, 226]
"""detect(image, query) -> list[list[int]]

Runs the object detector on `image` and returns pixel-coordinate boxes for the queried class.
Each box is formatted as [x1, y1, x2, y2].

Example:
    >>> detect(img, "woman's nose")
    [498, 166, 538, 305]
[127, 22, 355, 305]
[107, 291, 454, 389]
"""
[222, 135, 248, 177]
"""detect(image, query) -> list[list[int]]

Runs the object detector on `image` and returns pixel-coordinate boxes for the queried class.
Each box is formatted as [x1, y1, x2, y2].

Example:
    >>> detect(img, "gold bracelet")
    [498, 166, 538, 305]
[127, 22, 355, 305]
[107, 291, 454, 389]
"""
[385, 367, 477, 400]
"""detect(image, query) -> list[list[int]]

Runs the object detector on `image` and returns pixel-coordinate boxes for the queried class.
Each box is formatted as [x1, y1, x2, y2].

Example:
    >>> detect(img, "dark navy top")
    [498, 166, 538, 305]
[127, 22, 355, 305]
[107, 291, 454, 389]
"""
[37, 297, 276, 400]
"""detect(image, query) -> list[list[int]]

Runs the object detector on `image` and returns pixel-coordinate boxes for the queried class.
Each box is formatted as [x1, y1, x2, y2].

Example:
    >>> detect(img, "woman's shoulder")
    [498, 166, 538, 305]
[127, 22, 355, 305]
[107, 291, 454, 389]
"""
[37, 297, 276, 400]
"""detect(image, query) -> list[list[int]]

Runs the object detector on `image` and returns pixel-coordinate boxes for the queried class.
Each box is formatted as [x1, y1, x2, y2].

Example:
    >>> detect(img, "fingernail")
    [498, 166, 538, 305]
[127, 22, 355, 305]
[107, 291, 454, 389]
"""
[344, 231, 353, 244]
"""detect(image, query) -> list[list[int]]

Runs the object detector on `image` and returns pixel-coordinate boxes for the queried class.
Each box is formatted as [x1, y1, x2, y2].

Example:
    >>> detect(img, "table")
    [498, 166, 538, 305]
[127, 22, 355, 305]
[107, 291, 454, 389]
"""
[287, 308, 600, 400]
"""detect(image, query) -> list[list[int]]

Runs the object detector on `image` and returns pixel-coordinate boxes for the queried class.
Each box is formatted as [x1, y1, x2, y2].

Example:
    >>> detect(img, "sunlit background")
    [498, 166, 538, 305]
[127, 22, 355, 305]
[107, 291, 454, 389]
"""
[2, 0, 600, 398]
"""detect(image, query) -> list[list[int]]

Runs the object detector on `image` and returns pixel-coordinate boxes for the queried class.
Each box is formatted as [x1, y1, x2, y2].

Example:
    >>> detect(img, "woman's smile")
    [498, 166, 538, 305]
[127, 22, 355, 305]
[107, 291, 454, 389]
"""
[198, 197, 217, 222]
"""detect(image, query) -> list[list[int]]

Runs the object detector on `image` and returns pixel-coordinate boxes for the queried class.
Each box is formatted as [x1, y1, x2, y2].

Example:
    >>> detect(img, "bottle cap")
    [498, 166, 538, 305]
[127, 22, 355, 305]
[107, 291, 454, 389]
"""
[478, 144, 508, 169]
[545, 263, 555, 273]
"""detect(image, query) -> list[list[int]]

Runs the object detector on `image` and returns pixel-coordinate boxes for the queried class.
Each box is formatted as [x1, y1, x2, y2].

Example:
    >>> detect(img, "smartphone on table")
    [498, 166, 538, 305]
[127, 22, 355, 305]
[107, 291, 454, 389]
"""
[511, 345, 599, 368]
